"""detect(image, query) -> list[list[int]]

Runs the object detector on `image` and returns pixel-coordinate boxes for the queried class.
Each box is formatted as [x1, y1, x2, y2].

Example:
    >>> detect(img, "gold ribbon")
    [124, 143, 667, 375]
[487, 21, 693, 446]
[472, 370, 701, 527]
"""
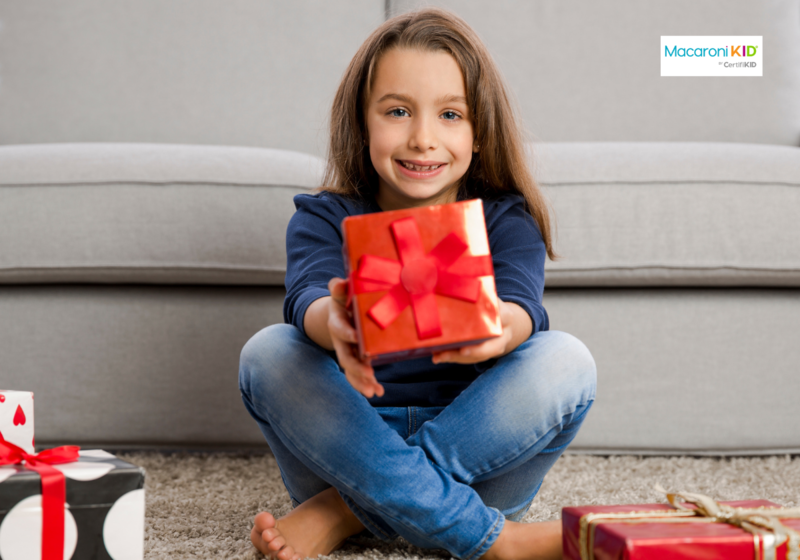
[578, 486, 800, 560]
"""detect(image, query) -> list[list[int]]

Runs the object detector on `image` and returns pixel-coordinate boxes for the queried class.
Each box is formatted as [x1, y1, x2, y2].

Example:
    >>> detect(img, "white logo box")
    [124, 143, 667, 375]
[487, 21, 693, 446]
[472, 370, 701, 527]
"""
[661, 36, 763, 77]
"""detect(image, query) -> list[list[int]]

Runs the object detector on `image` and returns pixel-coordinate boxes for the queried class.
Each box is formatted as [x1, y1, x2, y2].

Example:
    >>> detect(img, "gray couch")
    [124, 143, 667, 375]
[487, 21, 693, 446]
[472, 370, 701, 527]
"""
[1, 1, 798, 454]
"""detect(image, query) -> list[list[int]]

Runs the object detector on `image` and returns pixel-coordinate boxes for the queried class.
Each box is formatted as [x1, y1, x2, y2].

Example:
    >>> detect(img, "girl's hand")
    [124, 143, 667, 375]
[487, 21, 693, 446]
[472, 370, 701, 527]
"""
[431, 300, 530, 365]
[327, 277, 385, 398]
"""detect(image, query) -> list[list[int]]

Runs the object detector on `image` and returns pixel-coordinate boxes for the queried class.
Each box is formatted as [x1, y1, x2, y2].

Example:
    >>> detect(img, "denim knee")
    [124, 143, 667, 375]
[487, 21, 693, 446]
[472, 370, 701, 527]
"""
[537, 330, 596, 400]
[516, 330, 595, 404]
[238, 323, 303, 400]
[484, 330, 596, 444]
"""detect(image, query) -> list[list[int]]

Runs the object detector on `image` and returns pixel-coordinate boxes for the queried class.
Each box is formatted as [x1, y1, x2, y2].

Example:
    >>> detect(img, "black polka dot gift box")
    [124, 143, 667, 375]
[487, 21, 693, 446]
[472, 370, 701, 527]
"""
[0, 444, 144, 560]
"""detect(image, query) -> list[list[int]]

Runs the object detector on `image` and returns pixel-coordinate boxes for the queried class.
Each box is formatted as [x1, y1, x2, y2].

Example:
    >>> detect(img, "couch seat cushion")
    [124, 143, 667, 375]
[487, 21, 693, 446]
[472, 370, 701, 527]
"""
[0, 143, 323, 285]
[536, 142, 800, 287]
[3, 141, 798, 288]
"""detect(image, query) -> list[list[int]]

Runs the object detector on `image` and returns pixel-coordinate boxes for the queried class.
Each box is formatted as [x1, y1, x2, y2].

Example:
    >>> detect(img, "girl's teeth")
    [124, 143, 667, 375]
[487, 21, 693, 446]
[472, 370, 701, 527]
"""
[401, 161, 441, 171]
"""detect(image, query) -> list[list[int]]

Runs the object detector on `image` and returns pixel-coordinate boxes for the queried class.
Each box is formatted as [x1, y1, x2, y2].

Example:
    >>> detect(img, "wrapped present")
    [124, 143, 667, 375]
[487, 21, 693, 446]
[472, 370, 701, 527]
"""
[563, 488, 800, 560]
[0, 391, 34, 454]
[342, 199, 502, 365]
[0, 441, 145, 560]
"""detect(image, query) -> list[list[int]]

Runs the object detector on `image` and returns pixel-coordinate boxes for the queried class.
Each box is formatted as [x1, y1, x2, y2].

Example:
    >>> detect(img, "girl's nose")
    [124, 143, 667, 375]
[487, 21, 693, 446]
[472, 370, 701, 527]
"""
[408, 116, 438, 152]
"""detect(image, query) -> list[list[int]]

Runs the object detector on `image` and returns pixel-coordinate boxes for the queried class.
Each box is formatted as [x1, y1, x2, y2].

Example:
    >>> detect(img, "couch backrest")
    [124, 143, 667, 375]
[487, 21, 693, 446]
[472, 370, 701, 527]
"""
[0, 1, 385, 157]
[390, 0, 800, 146]
[1, 1, 797, 152]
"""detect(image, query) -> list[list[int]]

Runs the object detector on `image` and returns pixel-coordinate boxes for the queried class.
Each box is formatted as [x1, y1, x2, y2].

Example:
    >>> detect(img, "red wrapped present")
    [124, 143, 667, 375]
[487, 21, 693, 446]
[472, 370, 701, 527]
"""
[563, 489, 800, 560]
[342, 199, 502, 365]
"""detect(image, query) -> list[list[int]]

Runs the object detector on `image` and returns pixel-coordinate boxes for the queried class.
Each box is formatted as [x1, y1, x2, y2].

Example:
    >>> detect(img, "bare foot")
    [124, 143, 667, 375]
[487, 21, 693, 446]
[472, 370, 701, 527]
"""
[479, 519, 562, 560]
[250, 487, 366, 560]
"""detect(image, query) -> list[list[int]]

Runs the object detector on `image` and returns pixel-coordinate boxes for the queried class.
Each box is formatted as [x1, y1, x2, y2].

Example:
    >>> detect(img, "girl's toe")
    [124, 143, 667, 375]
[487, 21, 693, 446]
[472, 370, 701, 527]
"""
[277, 545, 297, 560]
[255, 512, 277, 530]
[262, 528, 280, 542]
[251, 527, 263, 549]
[268, 536, 286, 551]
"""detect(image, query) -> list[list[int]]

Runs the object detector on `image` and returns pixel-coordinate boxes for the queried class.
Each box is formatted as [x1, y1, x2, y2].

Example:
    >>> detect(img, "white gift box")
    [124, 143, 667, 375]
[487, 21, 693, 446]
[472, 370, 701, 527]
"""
[0, 391, 34, 454]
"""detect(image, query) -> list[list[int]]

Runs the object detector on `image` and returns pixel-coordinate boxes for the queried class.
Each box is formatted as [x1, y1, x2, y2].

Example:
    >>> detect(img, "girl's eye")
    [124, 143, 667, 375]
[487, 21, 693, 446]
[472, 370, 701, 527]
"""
[441, 111, 461, 121]
[389, 108, 408, 118]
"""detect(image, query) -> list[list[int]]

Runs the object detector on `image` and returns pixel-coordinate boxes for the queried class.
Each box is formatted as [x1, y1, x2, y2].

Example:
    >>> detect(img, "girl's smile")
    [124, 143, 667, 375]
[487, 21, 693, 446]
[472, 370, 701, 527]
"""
[365, 47, 476, 211]
[395, 158, 447, 178]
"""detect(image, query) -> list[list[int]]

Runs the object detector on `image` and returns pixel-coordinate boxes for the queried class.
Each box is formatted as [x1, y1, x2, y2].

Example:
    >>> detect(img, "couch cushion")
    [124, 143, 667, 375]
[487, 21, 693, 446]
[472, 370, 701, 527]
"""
[3, 142, 798, 288]
[0, 143, 323, 285]
[536, 142, 800, 287]
[545, 287, 800, 454]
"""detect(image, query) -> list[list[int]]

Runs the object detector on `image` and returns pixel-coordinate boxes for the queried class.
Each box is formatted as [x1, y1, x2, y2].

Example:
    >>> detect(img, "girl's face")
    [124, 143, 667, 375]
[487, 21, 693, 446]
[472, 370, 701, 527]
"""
[365, 47, 476, 211]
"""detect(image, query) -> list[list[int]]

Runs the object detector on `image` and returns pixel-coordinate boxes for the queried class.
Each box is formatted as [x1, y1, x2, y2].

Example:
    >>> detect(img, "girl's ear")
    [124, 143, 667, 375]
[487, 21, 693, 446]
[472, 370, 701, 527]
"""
[473, 141, 480, 153]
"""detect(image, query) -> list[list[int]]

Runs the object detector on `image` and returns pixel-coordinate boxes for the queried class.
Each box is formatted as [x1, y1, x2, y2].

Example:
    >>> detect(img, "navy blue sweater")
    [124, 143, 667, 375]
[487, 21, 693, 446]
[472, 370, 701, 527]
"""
[284, 191, 549, 407]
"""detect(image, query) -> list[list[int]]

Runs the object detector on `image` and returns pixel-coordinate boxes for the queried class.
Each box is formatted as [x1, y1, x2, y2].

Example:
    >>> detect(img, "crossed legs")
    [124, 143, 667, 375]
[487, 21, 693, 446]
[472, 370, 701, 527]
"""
[239, 324, 596, 559]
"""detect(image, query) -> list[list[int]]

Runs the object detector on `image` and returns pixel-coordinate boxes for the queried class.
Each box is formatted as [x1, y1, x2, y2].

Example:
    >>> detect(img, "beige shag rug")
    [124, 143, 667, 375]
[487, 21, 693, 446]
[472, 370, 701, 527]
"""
[118, 451, 800, 560]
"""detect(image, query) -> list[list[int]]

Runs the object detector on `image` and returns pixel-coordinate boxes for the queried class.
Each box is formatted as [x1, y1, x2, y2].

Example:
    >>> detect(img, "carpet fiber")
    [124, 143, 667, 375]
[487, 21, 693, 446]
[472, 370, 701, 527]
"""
[118, 451, 800, 559]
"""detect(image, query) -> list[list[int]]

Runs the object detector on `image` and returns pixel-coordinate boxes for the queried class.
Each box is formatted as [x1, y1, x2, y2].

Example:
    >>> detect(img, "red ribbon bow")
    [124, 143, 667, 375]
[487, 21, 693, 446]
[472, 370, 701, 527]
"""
[351, 216, 494, 339]
[0, 439, 80, 560]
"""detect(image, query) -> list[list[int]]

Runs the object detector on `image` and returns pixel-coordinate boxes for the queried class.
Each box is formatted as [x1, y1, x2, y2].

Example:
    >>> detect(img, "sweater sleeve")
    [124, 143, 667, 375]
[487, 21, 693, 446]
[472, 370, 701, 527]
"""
[484, 196, 549, 335]
[283, 193, 349, 335]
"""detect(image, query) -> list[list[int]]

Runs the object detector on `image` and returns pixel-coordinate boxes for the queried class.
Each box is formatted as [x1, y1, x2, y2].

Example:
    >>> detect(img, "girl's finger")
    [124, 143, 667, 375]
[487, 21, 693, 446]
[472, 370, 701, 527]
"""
[433, 345, 475, 363]
[328, 277, 349, 306]
[332, 336, 373, 378]
[329, 310, 358, 343]
[331, 335, 384, 397]
[348, 373, 373, 398]
[434, 340, 498, 364]
[362, 377, 384, 398]
[356, 371, 383, 398]
[346, 368, 383, 398]
[331, 335, 358, 368]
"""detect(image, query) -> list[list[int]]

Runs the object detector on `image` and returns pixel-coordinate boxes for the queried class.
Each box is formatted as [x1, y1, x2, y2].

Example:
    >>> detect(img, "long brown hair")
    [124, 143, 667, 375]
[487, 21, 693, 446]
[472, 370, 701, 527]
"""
[322, 7, 559, 261]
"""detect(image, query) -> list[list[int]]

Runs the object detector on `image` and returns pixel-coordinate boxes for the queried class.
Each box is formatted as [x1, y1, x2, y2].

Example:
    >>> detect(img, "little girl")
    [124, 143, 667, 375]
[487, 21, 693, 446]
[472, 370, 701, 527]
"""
[239, 8, 596, 560]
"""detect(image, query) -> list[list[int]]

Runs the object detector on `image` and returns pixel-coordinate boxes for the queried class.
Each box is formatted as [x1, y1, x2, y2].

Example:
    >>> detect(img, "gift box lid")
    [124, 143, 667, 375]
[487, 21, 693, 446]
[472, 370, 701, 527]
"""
[0, 449, 144, 513]
[563, 500, 800, 560]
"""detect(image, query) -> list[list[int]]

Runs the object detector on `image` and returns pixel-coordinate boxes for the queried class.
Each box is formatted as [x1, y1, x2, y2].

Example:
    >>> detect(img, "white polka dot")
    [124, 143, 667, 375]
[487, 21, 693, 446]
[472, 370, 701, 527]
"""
[0, 494, 78, 560]
[102, 489, 145, 560]
[53, 461, 115, 482]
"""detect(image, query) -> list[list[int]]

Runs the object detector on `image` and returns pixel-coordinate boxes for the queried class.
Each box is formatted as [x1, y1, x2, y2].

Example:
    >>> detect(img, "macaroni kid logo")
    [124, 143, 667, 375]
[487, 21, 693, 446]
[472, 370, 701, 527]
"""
[661, 36, 763, 77]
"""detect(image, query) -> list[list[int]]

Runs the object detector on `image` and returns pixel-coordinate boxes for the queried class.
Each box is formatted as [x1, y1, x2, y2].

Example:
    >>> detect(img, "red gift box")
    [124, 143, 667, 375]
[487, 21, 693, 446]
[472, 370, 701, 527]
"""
[563, 496, 800, 560]
[342, 199, 502, 365]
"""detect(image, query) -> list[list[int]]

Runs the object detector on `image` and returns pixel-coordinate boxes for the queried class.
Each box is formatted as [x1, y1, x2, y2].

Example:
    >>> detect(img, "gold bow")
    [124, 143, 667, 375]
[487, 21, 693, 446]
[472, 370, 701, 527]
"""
[577, 486, 800, 560]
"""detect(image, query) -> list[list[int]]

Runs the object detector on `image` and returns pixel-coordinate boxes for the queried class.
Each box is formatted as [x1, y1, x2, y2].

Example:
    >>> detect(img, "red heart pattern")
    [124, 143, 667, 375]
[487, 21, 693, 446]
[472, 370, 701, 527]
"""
[13, 404, 26, 426]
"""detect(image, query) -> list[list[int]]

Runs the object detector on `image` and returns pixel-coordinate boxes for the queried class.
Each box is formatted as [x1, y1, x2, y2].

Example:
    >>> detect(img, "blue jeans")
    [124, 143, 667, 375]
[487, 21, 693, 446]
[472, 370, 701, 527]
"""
[239, 324, 596, 560]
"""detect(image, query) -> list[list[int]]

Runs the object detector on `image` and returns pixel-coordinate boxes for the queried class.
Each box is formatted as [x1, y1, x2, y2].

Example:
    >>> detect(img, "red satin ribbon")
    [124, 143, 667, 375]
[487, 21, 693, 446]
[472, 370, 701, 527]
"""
[352, 216, 493, 339]
[0, 440, 80, 560]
